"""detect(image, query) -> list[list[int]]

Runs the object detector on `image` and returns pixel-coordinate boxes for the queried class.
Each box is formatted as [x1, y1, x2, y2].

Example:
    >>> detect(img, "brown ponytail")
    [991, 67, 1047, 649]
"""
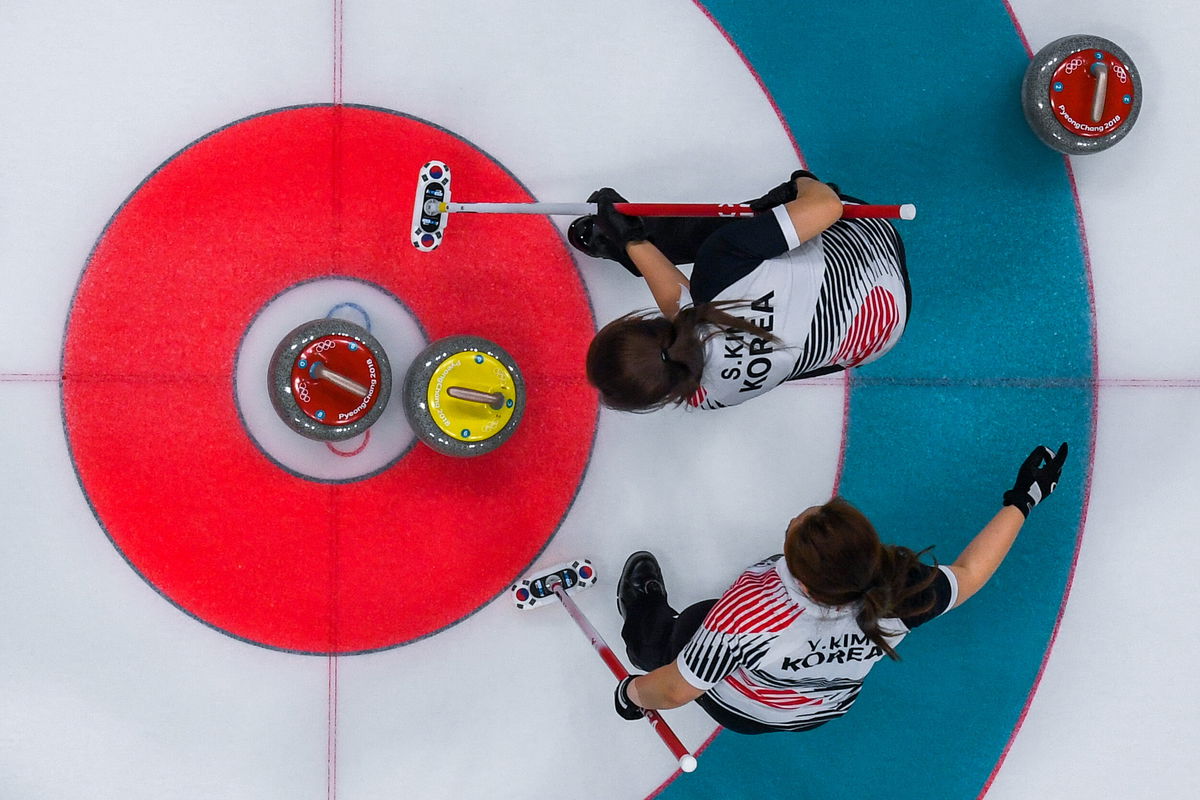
[784, 497, 937, 661]
[586, 302, 779, 412]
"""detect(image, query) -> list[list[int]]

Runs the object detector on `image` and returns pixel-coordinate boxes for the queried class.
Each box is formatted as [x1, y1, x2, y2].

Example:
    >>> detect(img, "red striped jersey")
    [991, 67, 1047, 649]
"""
[684, 203, 908, 410]
[677, 556, 956, 730]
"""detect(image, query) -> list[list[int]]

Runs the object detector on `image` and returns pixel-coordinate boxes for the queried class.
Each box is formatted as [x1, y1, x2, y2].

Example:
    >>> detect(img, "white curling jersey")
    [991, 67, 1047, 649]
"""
[686, 204, 909, 410]
[677, 555, 957, 730]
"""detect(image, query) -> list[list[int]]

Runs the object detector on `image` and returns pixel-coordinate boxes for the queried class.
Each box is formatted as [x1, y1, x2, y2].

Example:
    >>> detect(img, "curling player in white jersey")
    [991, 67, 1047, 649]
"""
[573, 171, 910, 411]
[611, 444, 1068, 733]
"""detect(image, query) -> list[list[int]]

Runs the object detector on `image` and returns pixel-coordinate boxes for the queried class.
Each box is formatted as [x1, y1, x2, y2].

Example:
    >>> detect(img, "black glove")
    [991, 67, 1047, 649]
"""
[614, 675, 646, 721]
[588, 187, 647, 246]
[1003, 443, 1068, 517]
[746, 169, 822, 211]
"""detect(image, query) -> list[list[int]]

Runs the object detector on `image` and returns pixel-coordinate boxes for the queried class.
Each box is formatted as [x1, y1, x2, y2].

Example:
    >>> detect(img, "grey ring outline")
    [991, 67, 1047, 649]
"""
[60, 102, 600, 655]
[1022, 34, 1143, 154]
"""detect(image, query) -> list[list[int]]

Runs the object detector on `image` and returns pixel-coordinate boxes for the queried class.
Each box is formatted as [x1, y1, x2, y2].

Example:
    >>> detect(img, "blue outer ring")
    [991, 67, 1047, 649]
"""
[665, 3, 1093, 797]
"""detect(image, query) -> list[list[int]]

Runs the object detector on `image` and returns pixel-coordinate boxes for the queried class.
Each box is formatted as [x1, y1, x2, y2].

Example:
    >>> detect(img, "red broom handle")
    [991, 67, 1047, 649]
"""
[612, 203, 756, 218]
[444, 201, 915, 220]
[551, 583, 697, 772]
[612, 202, 915, 220]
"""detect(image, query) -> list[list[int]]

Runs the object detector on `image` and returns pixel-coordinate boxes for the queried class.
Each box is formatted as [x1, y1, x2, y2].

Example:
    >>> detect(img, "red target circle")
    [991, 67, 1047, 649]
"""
[62, 106, 597, 653]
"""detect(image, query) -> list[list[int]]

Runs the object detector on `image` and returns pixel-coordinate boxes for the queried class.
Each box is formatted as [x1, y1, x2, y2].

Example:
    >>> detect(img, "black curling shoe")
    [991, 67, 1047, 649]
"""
[617, 551, 667, 620]
[566, 214, 643, 277]
[567, 214, 601, 257]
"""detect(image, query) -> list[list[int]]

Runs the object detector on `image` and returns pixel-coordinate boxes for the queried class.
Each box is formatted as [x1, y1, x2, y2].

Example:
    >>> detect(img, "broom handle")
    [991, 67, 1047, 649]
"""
[551, 583, 696, 771]
[443, 201, 915, 220]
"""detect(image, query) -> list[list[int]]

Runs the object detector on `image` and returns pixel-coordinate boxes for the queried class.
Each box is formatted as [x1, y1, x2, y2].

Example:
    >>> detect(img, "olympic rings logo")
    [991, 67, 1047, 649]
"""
[312, 340, 337, 354]
[296, 379, 311, 402]
[1063, 57, 1128, 86]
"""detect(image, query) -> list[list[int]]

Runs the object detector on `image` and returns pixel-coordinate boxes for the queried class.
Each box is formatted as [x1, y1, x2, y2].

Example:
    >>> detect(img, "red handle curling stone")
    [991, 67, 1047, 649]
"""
[269, 319, 393, 441]
[1022, 34, 1141, 154]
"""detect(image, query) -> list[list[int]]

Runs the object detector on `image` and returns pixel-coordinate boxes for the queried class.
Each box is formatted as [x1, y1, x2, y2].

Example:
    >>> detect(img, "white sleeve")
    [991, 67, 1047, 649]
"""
[937, 564, 960, 613]
[771, 204, 802, 250]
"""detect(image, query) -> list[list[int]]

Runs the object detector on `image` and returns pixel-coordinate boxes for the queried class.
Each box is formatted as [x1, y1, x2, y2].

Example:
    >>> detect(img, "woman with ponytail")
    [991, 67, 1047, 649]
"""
[609, 444, 1069, 733]
[573, 170, 910, 411]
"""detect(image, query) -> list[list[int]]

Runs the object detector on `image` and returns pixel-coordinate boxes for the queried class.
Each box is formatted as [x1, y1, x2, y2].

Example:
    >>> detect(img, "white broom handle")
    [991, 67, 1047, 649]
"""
[447, 202, 598, 215]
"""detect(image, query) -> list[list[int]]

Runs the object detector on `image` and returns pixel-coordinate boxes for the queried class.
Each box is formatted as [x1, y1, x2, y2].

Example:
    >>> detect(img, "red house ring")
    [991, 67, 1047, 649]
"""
[61, 105, 598, 654]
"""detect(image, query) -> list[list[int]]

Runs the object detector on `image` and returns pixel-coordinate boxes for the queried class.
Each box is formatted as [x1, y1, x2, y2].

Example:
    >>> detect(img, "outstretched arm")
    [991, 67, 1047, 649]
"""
[948, 506, 1026, 606]
[949, 443, 1069, 607]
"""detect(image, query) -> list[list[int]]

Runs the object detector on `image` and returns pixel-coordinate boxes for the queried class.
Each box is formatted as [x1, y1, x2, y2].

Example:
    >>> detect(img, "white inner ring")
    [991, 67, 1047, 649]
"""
[234, 278, 427, 482]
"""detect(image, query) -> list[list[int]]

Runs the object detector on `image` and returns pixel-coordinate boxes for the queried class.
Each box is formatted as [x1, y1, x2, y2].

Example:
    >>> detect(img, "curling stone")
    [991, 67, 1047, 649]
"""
[1022, 34, 1141, 154]
[403, 335, 526, 457]
[269, 318, 392, 441]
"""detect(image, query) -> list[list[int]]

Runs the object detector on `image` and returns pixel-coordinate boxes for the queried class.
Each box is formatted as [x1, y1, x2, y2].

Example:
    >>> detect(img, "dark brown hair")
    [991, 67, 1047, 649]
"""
[586, 303, 778, 412]
[784, 497, 937, 660]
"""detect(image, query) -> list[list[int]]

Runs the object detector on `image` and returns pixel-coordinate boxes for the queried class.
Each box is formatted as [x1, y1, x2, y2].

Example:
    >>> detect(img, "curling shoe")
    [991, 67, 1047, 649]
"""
[567, 214, 601, 257]
[567, 215, 642, 277]
[617, 551, 667, 620]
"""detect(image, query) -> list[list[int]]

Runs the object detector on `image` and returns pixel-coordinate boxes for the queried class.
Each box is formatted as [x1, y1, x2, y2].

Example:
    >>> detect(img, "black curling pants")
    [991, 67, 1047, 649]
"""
[603, 216, 737, 275]
[641, 217, 736, 266]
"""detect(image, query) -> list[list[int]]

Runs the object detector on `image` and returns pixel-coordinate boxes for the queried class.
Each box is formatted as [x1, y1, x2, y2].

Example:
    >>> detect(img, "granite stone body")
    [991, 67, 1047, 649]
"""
[1022, 34, 1142, 154]
[403, 335, 526, 458]
[268, 318, 393, 441]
